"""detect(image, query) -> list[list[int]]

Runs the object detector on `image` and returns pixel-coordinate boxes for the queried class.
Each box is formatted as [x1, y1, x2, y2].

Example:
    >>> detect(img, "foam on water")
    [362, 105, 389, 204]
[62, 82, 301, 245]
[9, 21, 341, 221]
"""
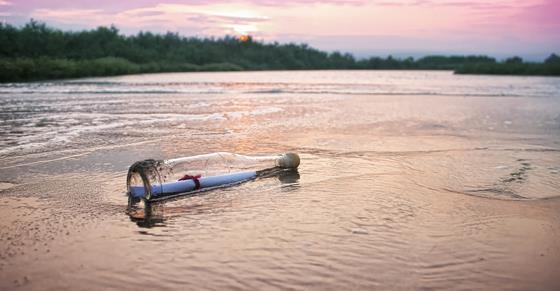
[2, 71, 559, 97]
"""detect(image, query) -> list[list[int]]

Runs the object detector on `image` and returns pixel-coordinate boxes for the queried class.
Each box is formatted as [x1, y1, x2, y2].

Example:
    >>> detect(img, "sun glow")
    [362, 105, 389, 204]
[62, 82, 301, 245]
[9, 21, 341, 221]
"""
[208, 10, 268, 21]
[239, 35, 250, 42]
[229, 23, 257, 36]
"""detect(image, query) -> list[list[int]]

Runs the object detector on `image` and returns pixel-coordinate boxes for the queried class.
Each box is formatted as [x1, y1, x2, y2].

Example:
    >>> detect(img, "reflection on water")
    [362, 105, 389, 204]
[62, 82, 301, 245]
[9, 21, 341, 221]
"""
[129, 169, 301, 228]
[1, 71, 560, 290]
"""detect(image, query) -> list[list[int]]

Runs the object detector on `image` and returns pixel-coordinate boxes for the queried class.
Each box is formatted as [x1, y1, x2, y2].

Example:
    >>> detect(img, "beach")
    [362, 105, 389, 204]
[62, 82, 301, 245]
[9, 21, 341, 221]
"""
[1, 70, 560, 290]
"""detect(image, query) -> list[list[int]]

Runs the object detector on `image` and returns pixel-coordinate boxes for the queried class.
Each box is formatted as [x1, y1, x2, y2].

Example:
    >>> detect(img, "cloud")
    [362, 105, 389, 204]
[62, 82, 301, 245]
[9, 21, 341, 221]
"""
[7, 0, 366, 13]
[519, 0, 560, 25]
[32, 9, 107, 24]
[507, 0, 560, 36]
[30, 3, 273, 36]
[32, 9, 103, 20]
[0, 0, 11, 6]
[246, 0, 365, 5]
[207, 13, 269, 23]
[373, 0, 535, 10]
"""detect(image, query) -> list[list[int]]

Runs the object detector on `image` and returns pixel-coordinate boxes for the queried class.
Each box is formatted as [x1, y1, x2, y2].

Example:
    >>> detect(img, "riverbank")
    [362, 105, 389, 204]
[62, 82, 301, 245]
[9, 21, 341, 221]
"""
[0, 57, 243, 82]
[2, 56, 559, 83]
[455, 61, 560, 76]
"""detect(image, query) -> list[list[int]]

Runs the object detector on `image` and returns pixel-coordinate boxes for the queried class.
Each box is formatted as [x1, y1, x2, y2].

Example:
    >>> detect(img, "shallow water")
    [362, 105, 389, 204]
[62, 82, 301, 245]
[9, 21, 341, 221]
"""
[1, 70, 560, 290]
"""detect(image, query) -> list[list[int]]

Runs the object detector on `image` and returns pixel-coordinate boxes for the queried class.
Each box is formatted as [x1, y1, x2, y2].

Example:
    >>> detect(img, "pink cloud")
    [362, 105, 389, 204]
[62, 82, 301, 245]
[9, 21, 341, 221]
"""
[6, 0, 364, 12]
[520, 0, 560, 29]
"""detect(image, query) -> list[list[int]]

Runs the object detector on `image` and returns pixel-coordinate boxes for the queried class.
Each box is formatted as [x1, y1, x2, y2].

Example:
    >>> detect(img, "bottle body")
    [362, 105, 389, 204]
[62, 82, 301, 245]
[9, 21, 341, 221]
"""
[127, 152, 299, 201]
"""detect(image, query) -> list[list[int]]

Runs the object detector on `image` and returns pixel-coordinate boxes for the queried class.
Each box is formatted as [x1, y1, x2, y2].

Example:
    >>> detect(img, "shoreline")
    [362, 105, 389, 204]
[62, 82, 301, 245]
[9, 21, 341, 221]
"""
[2, 66, 560, 84]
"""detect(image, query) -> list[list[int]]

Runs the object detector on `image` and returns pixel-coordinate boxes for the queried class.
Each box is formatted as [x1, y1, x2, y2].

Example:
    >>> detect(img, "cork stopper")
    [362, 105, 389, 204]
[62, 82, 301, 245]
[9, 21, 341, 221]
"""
[278, 153, 300, 169]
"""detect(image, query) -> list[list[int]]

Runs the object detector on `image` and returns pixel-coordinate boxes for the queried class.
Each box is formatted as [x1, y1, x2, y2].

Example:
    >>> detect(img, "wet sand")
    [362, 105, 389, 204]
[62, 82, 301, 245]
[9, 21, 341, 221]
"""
[1, 71, 560, 290]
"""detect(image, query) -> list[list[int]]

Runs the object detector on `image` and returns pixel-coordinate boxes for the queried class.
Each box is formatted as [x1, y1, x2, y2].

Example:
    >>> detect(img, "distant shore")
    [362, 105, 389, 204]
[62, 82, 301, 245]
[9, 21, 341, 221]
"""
[1, 21, 559, 82]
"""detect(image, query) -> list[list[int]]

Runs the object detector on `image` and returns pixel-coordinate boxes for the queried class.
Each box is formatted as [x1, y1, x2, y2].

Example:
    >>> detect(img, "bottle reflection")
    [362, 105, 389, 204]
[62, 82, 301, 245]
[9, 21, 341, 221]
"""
[277, 168, 300, 185]
[128, 168, 300, 228]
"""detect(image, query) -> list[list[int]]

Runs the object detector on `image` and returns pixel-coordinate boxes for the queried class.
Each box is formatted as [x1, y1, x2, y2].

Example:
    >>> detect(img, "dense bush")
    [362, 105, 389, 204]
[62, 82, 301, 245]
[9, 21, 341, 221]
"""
[455, 57, 560, 76]
[0, 57, 141, 81]
[0, 20, 558, 81]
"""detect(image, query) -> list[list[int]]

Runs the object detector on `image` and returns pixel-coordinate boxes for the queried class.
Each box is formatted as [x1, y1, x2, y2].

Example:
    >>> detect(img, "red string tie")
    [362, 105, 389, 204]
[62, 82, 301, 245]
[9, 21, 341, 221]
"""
[178, 174, 201, 190]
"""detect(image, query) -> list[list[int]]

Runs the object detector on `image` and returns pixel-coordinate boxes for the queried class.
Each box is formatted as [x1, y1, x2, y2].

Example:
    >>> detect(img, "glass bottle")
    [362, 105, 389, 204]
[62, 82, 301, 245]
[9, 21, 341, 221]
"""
[127, 152, 300, 202]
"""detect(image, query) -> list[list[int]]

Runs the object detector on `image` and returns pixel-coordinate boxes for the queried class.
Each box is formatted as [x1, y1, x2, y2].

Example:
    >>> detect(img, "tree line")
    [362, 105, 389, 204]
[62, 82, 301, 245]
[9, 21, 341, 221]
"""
[0, 20, 558, 82]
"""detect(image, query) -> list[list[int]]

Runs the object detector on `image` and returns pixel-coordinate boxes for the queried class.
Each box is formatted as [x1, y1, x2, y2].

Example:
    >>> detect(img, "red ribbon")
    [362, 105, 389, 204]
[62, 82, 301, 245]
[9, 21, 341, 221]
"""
[178, 174, 201, 190]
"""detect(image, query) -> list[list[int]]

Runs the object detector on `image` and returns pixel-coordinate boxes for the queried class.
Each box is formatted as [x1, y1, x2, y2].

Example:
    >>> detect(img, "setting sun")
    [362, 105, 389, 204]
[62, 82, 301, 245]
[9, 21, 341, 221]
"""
[239, 35, 250, 42]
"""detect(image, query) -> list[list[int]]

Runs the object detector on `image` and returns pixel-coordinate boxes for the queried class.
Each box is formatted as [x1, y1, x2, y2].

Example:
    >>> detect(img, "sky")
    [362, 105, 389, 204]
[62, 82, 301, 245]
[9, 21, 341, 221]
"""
[1, 0, 559, 60]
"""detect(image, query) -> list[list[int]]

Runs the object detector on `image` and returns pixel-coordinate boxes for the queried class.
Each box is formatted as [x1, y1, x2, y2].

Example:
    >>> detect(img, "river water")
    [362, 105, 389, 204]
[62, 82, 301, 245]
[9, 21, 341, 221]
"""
[1, 70, 559, 290]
